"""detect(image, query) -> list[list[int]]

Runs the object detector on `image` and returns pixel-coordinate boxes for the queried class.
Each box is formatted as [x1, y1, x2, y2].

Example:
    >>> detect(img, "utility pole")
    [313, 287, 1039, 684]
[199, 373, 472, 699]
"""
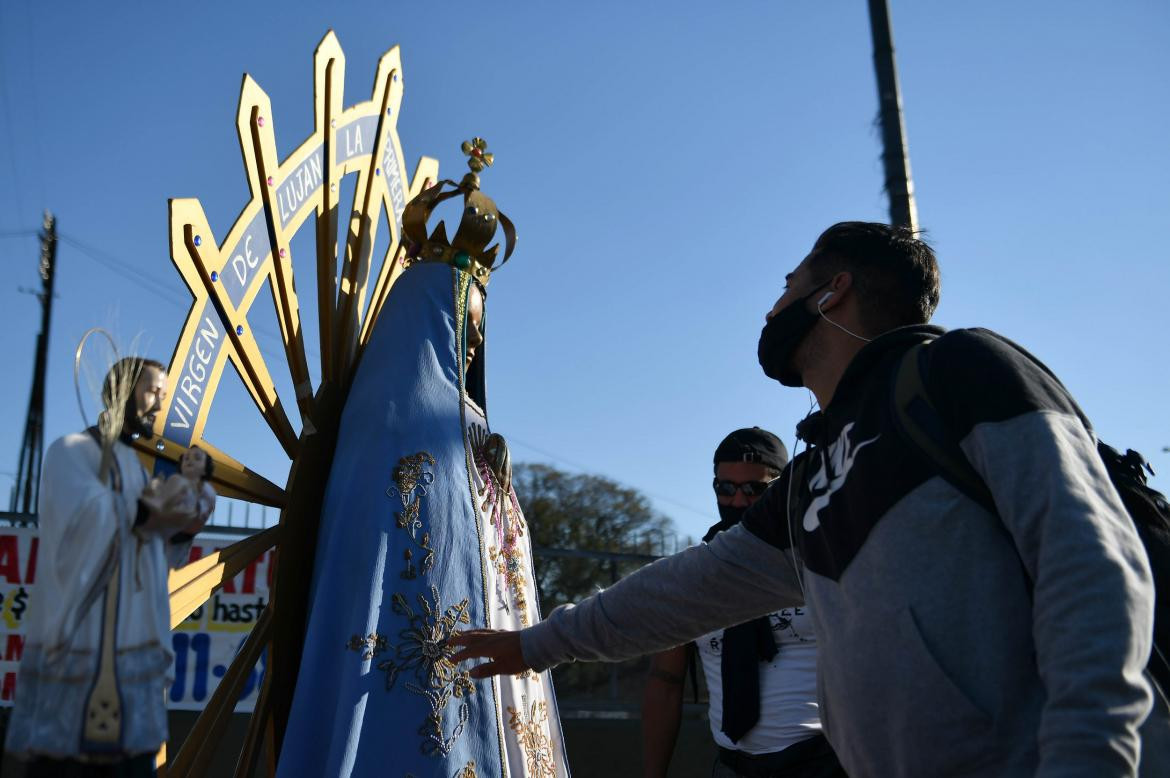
[12, 211, 58, 515]
[867, 0, 918, 231]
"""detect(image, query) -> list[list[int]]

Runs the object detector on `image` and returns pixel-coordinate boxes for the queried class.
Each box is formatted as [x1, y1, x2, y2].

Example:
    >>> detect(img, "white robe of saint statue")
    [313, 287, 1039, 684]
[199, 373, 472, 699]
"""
[5, 432, 191, 760]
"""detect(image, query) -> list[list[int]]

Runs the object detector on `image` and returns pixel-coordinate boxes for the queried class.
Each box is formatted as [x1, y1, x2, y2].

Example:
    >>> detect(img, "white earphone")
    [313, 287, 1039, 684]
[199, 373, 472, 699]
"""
[815, 289, 872, 343]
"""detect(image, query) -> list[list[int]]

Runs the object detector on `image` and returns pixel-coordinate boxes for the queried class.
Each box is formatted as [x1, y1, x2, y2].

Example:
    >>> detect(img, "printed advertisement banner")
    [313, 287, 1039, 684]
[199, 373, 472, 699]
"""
[0, 528, 269, 713]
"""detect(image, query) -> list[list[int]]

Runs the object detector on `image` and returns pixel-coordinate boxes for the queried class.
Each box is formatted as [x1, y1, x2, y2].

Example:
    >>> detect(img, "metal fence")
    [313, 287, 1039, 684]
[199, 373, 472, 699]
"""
[0, 510, 699, 706]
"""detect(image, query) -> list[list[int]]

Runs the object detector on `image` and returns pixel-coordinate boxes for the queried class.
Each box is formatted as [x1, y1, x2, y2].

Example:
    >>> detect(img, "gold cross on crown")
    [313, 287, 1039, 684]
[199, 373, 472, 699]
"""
[460, 137, 495, 173]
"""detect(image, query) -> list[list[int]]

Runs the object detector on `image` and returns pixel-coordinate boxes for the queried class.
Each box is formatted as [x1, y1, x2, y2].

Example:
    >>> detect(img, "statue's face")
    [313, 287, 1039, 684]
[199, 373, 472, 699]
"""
[180, 447, 209, 480]
[466, 284, 485, 369]
[127, 366, 168, 436]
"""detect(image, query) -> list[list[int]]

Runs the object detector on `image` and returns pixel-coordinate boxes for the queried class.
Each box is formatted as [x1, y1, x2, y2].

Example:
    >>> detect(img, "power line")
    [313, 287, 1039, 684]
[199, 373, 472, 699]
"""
[57, 231, 318, 365]
[34, 231, 700, 524]
[58, 233, 189, 307]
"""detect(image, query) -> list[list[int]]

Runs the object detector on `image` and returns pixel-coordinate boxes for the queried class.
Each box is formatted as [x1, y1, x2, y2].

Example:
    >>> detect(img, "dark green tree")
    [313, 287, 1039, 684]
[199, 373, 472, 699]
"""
[514, 463, 683, 608]
[513, 463, 696, 703]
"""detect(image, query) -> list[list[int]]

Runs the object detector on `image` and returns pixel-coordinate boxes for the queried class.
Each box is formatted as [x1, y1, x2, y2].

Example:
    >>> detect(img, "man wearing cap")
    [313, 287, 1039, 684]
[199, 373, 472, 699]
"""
[642, 428, 843, 778]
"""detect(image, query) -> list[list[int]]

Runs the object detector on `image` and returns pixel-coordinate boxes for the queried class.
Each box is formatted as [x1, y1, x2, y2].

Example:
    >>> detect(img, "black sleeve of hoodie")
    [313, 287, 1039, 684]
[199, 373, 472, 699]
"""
[920, 327, 1084, 437]
[741, 460, 797, 551]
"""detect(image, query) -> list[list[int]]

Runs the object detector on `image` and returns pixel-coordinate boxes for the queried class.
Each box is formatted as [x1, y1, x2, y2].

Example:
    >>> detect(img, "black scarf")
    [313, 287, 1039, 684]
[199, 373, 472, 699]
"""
[720, 617, 779, 743]
[703, 507, 780, 744]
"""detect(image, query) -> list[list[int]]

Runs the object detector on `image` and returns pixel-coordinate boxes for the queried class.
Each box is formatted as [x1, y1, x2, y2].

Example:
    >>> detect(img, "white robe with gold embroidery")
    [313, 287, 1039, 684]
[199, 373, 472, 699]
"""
[468, 407, 570, 778]
[5, 433, 189, 759]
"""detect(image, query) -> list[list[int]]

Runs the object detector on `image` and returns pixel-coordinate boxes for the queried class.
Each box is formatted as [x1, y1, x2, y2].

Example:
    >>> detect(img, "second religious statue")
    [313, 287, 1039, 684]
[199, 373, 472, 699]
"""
[278, 140, 569, 777]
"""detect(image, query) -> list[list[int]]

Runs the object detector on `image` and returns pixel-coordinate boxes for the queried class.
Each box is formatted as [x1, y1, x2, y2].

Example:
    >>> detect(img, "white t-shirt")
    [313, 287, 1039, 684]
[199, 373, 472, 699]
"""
[696, 605, 822, 755]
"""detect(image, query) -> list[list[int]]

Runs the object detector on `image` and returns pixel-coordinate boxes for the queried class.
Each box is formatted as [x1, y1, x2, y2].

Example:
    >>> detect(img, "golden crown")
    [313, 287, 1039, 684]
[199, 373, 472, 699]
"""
[401, 137, 515, 286]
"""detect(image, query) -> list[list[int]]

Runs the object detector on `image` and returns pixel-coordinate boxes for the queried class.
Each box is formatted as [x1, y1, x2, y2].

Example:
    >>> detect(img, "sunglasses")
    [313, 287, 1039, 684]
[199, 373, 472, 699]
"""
[712, 478, 773, 498]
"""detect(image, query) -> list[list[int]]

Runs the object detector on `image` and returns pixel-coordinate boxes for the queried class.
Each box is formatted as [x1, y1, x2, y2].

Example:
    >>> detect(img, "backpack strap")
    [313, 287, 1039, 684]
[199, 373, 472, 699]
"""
[894, 338, 1170, 700]
[891, 340, 1041, 609]
[892, 342, 997, 515]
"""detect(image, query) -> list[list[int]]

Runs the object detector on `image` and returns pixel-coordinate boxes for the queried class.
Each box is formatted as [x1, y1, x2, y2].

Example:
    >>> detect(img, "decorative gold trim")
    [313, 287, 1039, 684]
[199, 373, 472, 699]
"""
[387, 452, 437, 579]
[347, 586, 474, 757]
[507, 696, 557, 778]
[151, 31, 449, 776]
[82, 576, 123, 747]
[345, 633, 387, 660]
[453, 268, 508, 769]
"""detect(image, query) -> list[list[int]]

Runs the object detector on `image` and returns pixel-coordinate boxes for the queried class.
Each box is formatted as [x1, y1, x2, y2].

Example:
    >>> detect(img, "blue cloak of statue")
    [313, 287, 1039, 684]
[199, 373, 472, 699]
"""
[277, 262, 568, 778]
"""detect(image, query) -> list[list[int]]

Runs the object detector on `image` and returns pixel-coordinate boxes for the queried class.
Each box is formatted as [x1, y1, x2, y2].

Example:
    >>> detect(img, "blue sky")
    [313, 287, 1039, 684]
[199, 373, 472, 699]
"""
[0, 1, 1167, 543]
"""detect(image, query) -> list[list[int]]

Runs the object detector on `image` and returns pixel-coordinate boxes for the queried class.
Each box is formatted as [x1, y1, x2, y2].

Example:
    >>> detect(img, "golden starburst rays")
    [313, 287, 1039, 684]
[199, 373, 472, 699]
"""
[152, 32, 440, 778]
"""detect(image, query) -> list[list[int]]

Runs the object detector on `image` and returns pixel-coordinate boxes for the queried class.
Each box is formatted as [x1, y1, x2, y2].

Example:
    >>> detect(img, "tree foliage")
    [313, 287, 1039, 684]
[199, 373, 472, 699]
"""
[514, 463, 680, 610]
[513, 463, 696, 703]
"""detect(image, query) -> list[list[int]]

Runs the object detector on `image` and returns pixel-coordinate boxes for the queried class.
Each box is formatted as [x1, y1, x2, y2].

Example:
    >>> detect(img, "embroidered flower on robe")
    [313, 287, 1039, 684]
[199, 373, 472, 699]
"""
[347, 586, 475, 756]
[507, 698, 556, 778]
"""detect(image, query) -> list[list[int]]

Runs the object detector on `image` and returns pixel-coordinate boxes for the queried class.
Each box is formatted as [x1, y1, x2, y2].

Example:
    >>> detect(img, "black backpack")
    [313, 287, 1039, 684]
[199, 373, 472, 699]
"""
[891, 336, 1170, 696]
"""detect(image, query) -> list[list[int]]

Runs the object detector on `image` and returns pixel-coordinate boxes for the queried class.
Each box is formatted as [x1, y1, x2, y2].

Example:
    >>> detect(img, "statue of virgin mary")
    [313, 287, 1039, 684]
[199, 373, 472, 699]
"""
[277, 143, 569, 778]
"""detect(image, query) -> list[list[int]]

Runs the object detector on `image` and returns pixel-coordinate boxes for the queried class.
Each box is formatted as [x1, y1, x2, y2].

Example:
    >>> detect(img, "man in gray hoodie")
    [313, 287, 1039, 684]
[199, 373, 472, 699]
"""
[452, 222, 1155, 777]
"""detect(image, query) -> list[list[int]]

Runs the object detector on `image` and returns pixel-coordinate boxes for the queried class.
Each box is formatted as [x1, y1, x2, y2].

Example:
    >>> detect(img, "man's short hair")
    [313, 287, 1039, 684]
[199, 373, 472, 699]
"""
[101, 357, 165, 409]
[809, 221, 940, 330]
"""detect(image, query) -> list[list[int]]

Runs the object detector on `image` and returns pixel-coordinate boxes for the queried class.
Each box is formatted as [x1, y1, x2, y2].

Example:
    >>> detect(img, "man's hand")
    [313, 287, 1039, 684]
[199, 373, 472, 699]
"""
[138, 477, 198, 537]
[448, 629, 530, 679]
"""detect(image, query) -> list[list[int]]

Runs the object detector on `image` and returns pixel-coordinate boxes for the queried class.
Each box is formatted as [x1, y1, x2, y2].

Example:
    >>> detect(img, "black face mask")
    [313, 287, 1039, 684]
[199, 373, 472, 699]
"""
[716, 503, 748, 527]
[757, 282, 830, 387]
[702, 503, 749, 543]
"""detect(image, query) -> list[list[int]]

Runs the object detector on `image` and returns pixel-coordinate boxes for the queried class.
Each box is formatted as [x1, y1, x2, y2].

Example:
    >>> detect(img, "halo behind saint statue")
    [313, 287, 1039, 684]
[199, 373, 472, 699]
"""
[73, 327, 149, 481]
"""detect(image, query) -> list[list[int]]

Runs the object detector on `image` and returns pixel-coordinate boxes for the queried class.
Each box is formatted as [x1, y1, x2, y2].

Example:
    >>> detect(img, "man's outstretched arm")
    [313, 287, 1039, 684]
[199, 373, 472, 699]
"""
[451, 519, 801, 676]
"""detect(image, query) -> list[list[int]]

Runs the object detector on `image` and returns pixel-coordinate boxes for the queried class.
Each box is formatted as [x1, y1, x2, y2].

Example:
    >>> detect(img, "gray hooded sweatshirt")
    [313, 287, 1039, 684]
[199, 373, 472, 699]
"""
[520, 326, 1154, 777]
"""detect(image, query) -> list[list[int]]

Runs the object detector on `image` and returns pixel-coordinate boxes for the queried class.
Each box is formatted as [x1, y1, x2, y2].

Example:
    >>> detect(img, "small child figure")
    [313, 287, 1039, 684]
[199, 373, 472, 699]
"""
[162, 446, 216, 532]
[178, 446, 215, 515]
